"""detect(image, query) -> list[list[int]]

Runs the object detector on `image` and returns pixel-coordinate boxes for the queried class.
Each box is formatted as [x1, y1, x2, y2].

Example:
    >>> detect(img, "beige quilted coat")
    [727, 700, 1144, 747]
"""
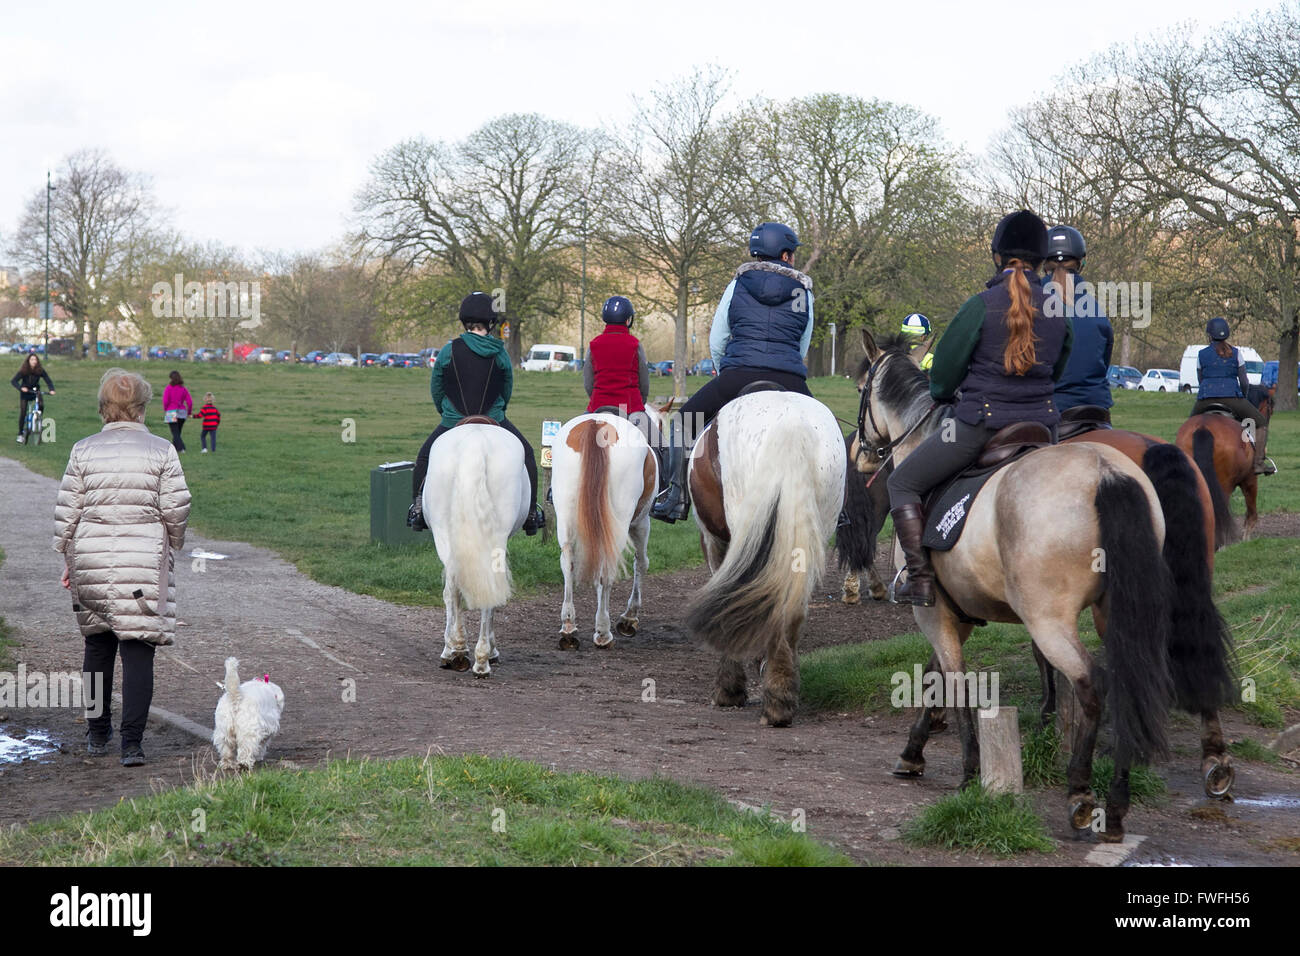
[53, 422, 191, 645]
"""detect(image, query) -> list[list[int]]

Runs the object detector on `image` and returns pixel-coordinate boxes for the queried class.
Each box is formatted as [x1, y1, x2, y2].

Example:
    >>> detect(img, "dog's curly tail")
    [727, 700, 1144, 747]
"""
[223, 657, 241, 704]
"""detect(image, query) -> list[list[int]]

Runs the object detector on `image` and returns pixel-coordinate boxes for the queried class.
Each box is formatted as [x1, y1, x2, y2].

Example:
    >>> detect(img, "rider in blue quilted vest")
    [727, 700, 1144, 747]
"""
[651, 222, 815, 524]
[1192, 317, 1274, 475]
[1044, 225, 1114, 415]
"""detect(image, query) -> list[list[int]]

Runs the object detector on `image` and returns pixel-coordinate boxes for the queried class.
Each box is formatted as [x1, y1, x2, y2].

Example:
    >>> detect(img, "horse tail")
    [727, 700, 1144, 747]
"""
[1141, 444, 1236, 714]
[1192, 427, 1237, 547]
[573, 419, 624, 584]
[446, 435, 514, 610]
[836, 433, 879, 574]
[1093, 466, 1173, 763]
[688, 424, 830, 660]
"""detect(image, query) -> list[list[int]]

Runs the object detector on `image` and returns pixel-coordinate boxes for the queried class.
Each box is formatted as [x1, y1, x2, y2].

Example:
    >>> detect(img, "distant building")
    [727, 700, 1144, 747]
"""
[0, 266, 21, 289]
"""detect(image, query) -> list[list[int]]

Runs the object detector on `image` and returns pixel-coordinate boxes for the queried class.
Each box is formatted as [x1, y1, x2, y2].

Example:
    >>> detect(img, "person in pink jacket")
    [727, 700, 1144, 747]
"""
[161, 370, 193, 453]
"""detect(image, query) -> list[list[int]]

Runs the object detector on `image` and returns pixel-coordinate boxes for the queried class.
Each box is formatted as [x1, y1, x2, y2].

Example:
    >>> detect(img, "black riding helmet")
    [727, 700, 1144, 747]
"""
[1045, 225, 1087, 267]
[601, 295, 634, 327]
[1206, 317, 1230, 341]
[459, 291, 499, 330]
[749, 222, 800, 261]
[991, 210, 1048, 264]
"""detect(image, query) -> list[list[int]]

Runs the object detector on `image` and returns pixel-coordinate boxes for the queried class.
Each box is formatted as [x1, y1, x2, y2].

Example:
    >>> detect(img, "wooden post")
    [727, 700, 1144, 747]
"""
[977, 706, 1023, 794]
[1058, 684, 1082, 757]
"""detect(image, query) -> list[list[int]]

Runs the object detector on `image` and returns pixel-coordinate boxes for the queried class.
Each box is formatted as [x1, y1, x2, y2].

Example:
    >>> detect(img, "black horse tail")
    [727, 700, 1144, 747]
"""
[1141, 444, 1237, 714]
[836, 433, 879, 573]
[1191, 427, 1237, 548]
[1094, 467, 1173, 763]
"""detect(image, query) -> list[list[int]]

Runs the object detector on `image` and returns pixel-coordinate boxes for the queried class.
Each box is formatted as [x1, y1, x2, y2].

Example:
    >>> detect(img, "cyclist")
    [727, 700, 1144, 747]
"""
[12, 352, 55, 444]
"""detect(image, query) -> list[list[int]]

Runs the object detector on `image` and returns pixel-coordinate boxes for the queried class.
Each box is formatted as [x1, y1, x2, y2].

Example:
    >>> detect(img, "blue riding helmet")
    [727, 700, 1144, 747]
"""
[900, 313, 932, 337]
[748, 222, 800, 260]
[1206, 317, 1230, 341]
[601, 295, 634, 326]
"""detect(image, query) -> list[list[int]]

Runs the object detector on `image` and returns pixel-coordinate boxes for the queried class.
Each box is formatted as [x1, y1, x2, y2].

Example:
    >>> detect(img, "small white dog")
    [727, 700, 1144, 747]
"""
[213, 657, 285, 771]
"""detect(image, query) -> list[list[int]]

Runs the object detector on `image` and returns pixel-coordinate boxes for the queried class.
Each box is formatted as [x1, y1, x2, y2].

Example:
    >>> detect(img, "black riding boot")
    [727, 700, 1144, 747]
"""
[651, 421, 691, 523]
[407, 496, 428, 532]
[891, 504, 935, 607]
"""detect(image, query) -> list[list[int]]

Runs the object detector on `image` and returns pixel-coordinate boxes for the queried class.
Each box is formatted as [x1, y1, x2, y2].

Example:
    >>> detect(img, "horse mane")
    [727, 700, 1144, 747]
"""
[874, 347, 932, 430]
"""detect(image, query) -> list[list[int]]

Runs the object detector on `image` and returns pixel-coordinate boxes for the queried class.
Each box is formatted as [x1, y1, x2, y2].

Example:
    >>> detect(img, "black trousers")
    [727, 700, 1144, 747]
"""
[18, 393, 40, 435]
[888, 417, 999, 509]
[167, 418, 186, 451]
[676, 367, 813, 443]
[83, 631, 156, 748]
[413, 417, 538, 508]
[201, 427, 217, 451]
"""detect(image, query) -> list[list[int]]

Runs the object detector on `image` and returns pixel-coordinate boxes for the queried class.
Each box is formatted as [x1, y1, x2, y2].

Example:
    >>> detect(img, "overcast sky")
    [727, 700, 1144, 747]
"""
[0, 0, 1277, 259]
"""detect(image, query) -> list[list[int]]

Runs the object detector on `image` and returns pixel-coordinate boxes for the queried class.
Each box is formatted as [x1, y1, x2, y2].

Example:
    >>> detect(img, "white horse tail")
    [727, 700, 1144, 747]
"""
[688, 416, 831, 660]
[572, 418, 625, 584]
[448, 441, 514, 610]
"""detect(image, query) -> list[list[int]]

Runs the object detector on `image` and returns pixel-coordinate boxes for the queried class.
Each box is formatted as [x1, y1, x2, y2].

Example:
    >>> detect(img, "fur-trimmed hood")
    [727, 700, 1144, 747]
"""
[735, 259, 813, 291]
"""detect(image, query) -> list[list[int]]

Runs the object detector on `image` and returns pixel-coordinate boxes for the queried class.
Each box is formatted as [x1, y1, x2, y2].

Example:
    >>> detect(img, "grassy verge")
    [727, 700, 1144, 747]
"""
[902, 783, 1055, 857]
[0, 754, 850, 867]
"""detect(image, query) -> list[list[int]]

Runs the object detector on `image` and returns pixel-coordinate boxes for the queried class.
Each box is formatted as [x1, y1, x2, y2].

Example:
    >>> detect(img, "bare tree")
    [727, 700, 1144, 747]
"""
[11, 150, 157, 359]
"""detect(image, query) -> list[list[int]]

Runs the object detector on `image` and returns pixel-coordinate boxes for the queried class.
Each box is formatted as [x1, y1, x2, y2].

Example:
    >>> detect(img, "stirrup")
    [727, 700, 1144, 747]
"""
[407, 501, 427, 532]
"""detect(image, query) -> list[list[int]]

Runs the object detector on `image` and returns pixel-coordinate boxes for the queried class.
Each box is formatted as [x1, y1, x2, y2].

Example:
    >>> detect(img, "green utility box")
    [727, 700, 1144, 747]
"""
[370, 461, 423, 546]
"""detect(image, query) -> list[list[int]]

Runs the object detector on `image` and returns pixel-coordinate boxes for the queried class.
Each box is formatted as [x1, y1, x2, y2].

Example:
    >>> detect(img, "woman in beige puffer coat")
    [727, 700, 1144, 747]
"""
[54, 368, 191, 766]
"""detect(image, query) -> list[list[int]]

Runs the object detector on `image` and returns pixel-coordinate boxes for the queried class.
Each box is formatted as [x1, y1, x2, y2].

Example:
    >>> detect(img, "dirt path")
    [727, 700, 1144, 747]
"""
[1, 457, 1296, 865]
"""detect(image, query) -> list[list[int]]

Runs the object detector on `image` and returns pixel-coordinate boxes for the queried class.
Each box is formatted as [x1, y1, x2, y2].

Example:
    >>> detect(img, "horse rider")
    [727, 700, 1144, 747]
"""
[584, 295, 650, 416]
[651, 221, 815, 523]
[1043, 225, 1114, 418]
[407, 292, 546, 535]
[1192, 317, 1275, 476]
[900, 313, 935, 372]
[887, 210, 1072, 606]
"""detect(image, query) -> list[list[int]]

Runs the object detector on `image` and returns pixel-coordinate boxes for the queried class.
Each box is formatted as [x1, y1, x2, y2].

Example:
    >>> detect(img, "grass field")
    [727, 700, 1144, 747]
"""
[0, 753, 849, 866]
[6, 359, 1295, 607]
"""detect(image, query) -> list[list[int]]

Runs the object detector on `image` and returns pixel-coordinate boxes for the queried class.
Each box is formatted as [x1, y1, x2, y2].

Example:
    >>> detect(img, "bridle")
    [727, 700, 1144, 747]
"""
[855, 351, 938, 481]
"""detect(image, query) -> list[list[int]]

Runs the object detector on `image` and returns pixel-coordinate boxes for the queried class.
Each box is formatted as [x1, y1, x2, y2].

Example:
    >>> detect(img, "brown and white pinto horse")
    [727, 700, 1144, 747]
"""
[1175, 394, 1272, 542]
[686, 390, 846, 727]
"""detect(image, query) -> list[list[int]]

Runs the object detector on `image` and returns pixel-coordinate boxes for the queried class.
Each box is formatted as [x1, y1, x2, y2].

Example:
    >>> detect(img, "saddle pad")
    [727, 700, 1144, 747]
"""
[920, 447, 1038, 552]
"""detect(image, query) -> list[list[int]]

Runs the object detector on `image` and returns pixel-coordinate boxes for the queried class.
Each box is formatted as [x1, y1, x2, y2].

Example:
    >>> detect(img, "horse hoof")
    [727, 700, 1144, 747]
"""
[441, 654, 471, 672]
[558, 633, 580, 651]
[1096, 827, 1124, 844]
[1204, 759, 1235, 798]
[891, 757, 924, 777]
[1069, 797, 1096, 831]
[593, 635, 613, 649]
[928, 715, 948, 734]
[614, 619, 637, 637]
[712, 689, 747, 708]
[869, 587, 888, 602]
[840, 592, 860, 606]
[759, 713, 792, 728]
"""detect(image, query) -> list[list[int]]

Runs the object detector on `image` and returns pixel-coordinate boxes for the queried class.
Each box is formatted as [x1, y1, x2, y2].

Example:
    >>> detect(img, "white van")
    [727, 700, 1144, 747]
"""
[522, 344, 577, 372]
[1179, 344, 1264, 393]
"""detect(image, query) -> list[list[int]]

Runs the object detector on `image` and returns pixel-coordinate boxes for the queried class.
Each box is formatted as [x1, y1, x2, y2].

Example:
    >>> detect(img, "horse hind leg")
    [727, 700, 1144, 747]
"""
[593, 578, 614, 648]
[867, 563, 888, 601]
[713, 659, 748, 709]
[841, 569, 861, 605]
[616, 516, 649, 638]
[1200, 710, 1235, 798]
[1243, 473, 1259, 539]
[440, 579, 471, 672]
[759, 615, 803, 728]
[558, 545, 580, 651]
[472, 607, 495, 677]
[1033, 642, 1058, 727]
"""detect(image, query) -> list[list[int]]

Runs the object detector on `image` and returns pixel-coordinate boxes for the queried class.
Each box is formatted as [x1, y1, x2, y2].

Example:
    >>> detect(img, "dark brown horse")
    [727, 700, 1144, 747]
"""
[1175, 395, 1273, 542]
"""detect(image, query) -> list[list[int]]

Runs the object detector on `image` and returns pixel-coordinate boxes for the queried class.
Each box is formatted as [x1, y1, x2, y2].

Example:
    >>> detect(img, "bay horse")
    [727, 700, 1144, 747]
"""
[856, 333, 1178, 840]
[836, 433, 890, 604]
[423, 418, 531, 677]
[686, 390, 846, 727]
[1175, 393, 1273, 542]
[552, 409, 659, 649]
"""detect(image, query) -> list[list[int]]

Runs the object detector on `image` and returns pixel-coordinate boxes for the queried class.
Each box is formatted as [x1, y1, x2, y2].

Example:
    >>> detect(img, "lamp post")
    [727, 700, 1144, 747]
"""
[579, 196, 588, 360]
[44, 171, 55, 351]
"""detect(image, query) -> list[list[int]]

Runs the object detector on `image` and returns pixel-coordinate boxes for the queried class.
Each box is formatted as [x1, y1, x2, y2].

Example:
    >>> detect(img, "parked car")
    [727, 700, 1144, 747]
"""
[396, 353, 423, 368]
[377, 351, 402, 367]
[522, 344, 577, 371]
[418, 347, 439, 368]
[275, 350, 293, 363]
[321, 352, 357, 367]
[46, 337, 77, 357]
[194, 347, 218, 362]
[1179, 344, 1263, 393]
[689, 358, 718, 377]
[242, 347, 270, 363]
[1139, 368, 1180, 392]
[651, 360, 675, 377]
[359, 352, 381, 367]
[120, 345, 143, 359]
[1106, 365, 1141, 390]
[300, 350, 327, 364]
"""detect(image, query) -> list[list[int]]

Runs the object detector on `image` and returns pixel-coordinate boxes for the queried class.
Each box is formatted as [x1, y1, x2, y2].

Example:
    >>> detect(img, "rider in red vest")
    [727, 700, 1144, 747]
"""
[584, 296, 649, 414]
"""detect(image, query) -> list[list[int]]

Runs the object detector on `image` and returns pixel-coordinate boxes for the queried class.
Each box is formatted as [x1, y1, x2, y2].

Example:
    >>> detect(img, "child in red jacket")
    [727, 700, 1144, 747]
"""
[199, 393, 221, 453]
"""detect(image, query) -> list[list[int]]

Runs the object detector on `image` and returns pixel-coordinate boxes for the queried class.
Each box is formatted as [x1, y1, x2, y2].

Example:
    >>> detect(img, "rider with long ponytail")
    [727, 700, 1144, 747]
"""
[887, 210, 1072, 606]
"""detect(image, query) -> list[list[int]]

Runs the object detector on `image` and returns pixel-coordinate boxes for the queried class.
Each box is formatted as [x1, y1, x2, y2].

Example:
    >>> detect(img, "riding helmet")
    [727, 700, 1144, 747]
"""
[1206, 316, 1230, 341]
[900, 313, 932, 337]
[991, 210, 1049, 263]
[1045, 225, 1087, 265]
[748, 222, 801, 260]
[459, 291, 499, 330]
[601, 295, 634, 327]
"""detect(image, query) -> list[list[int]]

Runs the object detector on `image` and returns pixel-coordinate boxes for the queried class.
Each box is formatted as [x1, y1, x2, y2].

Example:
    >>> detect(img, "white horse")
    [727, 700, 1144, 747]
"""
[686, 391, 845, 726]
[423, 420, 530, 676]
[552, 409, 660, 649]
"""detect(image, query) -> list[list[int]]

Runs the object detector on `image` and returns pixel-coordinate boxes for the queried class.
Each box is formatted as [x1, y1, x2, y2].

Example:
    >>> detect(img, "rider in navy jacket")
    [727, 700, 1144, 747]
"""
[1192, 317, 1274, 475]
[1042, 226, 1113, 414]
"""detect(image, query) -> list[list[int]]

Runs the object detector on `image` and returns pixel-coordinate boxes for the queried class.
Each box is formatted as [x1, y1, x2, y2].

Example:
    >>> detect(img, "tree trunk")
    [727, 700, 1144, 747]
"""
[506, 315, 521, 366]
[1278, 321, 1299, 413]
[673, 281, 688, 397]
[1119, 328, 1131, 368]
[87, 317, 101, 360]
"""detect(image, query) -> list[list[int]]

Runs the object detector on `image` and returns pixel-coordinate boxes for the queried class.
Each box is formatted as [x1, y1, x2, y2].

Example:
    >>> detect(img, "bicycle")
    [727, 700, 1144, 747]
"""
[20, 390, 45, 447]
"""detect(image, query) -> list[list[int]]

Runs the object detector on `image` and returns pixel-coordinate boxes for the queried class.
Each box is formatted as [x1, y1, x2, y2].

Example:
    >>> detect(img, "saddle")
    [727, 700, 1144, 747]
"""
[456, 415, 500, 427]
[1198, 403, 1237, 418]
[1056, 405, 1112, 441]
[921, 421, 1053, 553]
[737, 380, 785, 396]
